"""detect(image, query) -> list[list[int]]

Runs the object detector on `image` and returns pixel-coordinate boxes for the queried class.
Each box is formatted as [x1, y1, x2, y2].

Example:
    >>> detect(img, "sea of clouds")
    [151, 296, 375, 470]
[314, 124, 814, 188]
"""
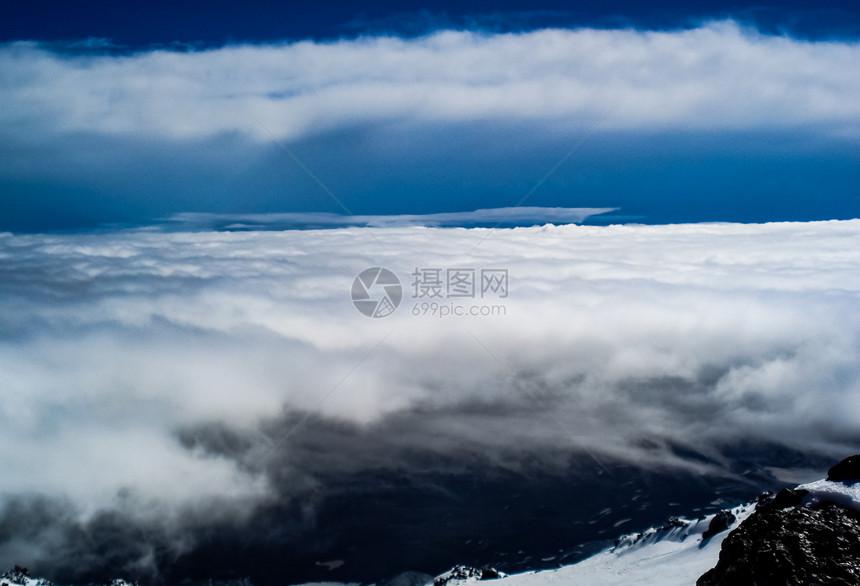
[1, 14, 859, 582]
[0, 220, 858, 577]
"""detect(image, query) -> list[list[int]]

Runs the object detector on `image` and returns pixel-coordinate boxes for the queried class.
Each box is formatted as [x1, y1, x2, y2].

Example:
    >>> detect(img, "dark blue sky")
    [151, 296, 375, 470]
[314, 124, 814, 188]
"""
[1, 1, 858, 231]
[4, 0, 860, 46]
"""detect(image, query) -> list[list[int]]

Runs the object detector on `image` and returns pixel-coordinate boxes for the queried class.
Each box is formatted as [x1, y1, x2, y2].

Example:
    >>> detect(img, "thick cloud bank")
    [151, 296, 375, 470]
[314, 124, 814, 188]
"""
[2, 22, 859, 141]
[0, 221, 858, 580]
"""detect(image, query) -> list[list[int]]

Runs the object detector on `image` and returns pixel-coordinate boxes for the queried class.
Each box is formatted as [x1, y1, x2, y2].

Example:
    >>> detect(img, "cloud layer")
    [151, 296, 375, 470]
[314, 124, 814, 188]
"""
[0, 220, 858, 579]
[164, 207, 616, 230]
[2, 22, 859, 231]
[2, 22, 859, 142]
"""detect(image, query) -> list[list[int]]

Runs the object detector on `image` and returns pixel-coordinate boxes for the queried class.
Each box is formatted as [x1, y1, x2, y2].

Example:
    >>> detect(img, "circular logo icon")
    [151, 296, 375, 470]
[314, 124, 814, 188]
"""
[352, 267, 402, 318]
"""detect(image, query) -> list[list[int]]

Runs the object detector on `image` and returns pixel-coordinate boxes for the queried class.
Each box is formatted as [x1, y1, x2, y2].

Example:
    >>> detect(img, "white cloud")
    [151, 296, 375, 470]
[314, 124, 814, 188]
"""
[1, 22, 859, 144]
[1, 220, 858, 514]
[1, 220, 858, 575]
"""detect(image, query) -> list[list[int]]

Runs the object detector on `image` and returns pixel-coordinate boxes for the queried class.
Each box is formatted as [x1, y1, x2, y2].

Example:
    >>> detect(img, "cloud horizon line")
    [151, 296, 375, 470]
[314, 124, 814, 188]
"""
[161, 206, 619, 231]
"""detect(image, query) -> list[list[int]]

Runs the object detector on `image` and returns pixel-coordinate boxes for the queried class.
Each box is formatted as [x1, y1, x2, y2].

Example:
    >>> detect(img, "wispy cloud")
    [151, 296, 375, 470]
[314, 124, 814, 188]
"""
[163, 207, 616, 230]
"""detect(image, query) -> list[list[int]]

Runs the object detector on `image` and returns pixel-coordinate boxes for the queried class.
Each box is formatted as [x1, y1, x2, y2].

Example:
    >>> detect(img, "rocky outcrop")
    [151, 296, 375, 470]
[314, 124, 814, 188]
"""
[701, 510, 736, 540]
[828, 455, 860, 482]
[433, 564, 503, 586]
[698, 455, 860, 586]
[0, 567, 138, 586]
[0, 565, 53, 586]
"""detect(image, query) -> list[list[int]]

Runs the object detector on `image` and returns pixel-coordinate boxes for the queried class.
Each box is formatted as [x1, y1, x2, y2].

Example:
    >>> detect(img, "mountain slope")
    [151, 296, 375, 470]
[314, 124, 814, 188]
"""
[429, 505, 753, 586]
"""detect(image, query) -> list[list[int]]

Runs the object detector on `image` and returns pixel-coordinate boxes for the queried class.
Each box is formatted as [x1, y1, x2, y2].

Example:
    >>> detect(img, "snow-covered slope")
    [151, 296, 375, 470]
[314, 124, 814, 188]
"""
[0, 566, 53, 586]
[473, 476, 860, 586]
[10, 474, 859, 586]
[503, 509, 751, 586]
[699, 471, 860, 585]
[798, 478, 860, 512]
[0, 567, 136, 586]
[427, 505, 753, 586]
[0, 579, 136, 586]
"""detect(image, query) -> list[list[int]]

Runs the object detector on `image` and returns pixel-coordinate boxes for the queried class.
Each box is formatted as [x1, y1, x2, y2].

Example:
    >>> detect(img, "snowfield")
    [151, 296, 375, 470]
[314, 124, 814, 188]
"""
[287, 505, 755, 586]
[799, 479, 860, 513]
[493, 506, 753, 586]
[5, 478, 860, 586]
[425, 477, 860, 586]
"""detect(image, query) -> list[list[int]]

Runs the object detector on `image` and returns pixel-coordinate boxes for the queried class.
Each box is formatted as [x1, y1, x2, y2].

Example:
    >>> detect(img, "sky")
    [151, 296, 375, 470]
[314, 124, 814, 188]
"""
[1, 1, 859, 231]
[1, 2, 860, 585]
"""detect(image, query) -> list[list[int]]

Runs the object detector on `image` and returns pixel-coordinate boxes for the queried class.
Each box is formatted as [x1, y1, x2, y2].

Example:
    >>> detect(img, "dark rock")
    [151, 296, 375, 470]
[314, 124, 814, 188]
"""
[755, 491, 774, 507]
[697, 502, 860, 586]
[0, 567, 135, 586]
[0, 566, 53, 586]
[765, 487, 808, 510]
[702, 510, 736, 540]
[434, 565, 502, 586]
[480, 568, 500, 580]
[828, 454, 860, 482]
[434, 565, 482, 586]
[662, 516, 686, 529]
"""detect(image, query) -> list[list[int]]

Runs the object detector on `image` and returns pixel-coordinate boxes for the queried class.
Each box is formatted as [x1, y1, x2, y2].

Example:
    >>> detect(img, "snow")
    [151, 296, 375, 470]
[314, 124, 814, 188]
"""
[432, 505, 754, 586]
[6, 478, 858, 586]
[0, 577, 52, 586]
[0, 573, 135, 586]
[9, 479, 860, 586]
[798, 479, 860, 512]
[478, 478, 859, 586]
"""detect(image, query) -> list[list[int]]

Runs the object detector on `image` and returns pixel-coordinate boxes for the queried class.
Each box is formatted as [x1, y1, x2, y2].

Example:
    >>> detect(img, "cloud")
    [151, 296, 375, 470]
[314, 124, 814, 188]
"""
[2, 17, 859, 582]
[1, 22, 859, 143]
[163, 207, 617, 230]
[2, 22, 859, 232]
[0, 220, 858, 579]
